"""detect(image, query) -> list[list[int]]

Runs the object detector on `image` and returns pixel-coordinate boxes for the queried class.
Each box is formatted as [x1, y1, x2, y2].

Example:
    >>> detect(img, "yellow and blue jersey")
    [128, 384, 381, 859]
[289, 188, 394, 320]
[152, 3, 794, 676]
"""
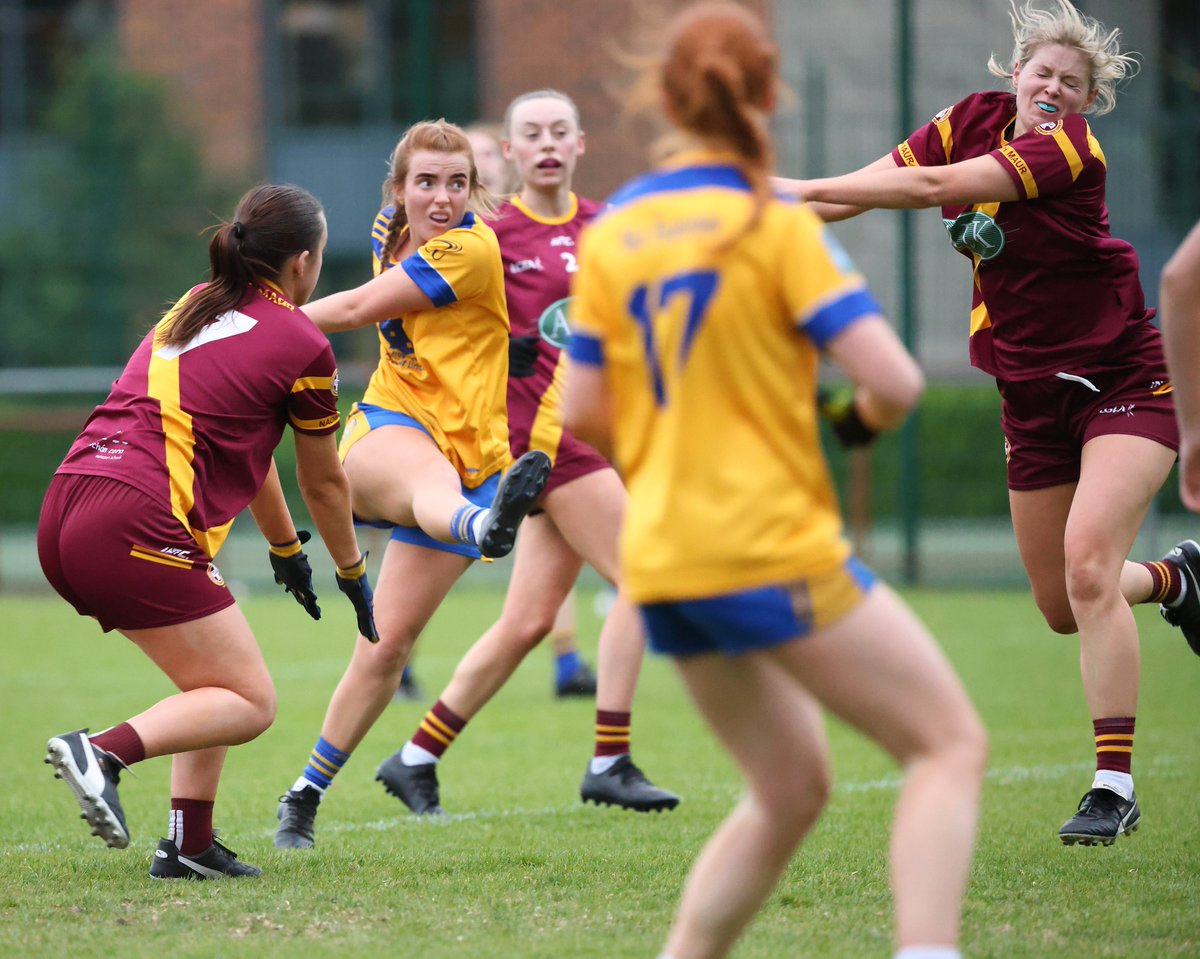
[355, 208, 512, 487]
[568, 152, 882, 603]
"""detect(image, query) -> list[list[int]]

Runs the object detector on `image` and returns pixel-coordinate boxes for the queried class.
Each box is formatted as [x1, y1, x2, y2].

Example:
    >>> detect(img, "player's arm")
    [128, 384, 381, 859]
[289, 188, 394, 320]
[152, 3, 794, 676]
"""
[823, 315, 925, 436]
[293, 431, 362, 570]
[773, 155, 898, 222]
[1161, 218, 1200, 511]
[795, 151, 1019, 211]
[248, 458, 302, 544]
[303, 263, 436, 333]
[563, 360, 612, 460]
[294, 430, 379, 641]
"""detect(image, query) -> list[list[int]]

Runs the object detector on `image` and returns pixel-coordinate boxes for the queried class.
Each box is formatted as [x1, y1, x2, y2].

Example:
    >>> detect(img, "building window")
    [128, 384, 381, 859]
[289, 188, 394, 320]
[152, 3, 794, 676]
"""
[277, 0, 476, 129]
[0, 0, 114, 136]
[1162, 0, 1200, 229]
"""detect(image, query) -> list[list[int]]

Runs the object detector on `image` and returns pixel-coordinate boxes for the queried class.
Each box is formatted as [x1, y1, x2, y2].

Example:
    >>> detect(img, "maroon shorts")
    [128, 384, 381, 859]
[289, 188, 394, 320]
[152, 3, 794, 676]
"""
[507, 380, 611, 502]
[38, 474, 235, 632]
[998, 353, 1179, 491]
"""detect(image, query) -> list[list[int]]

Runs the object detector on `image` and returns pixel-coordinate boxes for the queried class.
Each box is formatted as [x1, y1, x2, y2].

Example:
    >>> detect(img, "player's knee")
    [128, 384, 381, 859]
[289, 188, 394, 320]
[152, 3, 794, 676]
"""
[1032, 594, 1077, 634]
[1063, 551, 1110, 610]
[755, 764, 830, 837]
[502, 606, 559, 650]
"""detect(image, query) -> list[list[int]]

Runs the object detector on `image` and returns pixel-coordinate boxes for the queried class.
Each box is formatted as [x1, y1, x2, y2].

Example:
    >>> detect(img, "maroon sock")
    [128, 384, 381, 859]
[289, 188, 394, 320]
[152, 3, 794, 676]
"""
[1140, 560, 1182, 605]
[411, 700, 467, 759]
[169, 798, 215, 856]
[1094, 716, 1135, 775]
[89, 722, 146, 767]
[595, 710, 631, 758]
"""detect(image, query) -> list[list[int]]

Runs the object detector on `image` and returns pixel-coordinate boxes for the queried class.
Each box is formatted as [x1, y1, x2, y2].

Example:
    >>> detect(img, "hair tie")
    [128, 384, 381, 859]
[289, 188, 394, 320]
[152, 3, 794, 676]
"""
[232, 221, 245, 239]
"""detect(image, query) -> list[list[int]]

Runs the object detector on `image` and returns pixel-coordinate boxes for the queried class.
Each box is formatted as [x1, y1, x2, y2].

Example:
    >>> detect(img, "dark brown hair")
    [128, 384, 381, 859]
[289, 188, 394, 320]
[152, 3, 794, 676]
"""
[659, 3, 778, 243]
[378, 119, 499, 265]
[159, 183, 324, 347]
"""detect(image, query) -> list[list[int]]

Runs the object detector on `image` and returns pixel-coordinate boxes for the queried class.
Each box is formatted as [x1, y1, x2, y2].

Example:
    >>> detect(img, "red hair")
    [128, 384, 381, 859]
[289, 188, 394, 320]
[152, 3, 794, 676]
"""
[660, 2, 778, 240]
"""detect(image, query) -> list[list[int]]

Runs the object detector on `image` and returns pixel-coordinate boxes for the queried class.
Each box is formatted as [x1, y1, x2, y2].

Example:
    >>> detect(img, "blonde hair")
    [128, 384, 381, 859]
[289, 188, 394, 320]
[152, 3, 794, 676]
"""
[378, 119, 501, 263]
[986, 0, 1139, 115]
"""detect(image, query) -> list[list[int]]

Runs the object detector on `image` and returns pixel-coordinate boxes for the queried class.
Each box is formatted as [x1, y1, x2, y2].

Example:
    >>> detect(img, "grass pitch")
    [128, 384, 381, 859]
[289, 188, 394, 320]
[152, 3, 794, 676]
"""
[3, 585, 1198, 958]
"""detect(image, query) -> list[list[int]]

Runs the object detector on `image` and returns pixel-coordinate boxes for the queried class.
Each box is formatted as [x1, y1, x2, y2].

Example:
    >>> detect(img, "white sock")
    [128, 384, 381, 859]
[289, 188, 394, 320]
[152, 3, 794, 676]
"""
[894, 947, 961, 959]
[401, 740, 438, 766]
[293, 775, 326, 795]
[589, 754, 623, 775]
[469, 508, 490, 545]
[1092, 770, 1134, 801]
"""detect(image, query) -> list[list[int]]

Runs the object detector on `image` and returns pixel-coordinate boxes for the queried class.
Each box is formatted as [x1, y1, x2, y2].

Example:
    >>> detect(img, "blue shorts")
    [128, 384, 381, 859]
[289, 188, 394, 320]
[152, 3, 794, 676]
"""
[640, 557, 876, 657]
[346, 403, 500, 559]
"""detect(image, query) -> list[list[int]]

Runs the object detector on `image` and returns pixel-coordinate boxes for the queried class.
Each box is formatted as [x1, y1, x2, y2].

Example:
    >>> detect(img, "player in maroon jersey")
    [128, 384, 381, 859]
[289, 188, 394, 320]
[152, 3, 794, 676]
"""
[41, 184, 376, 879]
[779, 0, 1199, 846]
[376, 90, 679, 815]
[1162, 219, 1200, 512]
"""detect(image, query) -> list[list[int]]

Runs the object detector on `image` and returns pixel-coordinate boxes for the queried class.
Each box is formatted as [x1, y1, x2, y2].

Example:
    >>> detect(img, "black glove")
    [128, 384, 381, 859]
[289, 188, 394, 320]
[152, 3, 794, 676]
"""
[269, 531, 321, 620]
[817, 386, 878, 449]
[508, 334, 540, 378]
[336, 553, 379, 643]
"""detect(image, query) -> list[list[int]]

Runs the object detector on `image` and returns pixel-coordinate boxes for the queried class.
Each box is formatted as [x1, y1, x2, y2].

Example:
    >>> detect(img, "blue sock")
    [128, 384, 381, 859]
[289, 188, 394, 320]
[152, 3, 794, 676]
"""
[555, 650, 583, 687]
[450, 505, 484, 546]
[301, 736, 351, 791]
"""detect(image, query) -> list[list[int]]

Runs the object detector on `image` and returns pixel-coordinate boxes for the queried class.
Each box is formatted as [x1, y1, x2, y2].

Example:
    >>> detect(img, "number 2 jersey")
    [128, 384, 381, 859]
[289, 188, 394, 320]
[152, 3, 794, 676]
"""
[569, 152, 883, 604]
[55, 282, 340, 559]
[489, 193, 605, 461]
[894, 90, 1156, 381]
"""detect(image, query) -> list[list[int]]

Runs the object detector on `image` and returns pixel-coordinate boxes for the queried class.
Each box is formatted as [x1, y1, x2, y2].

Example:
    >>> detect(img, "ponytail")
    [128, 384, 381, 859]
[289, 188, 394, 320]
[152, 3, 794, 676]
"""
[159, 184, 324, 348]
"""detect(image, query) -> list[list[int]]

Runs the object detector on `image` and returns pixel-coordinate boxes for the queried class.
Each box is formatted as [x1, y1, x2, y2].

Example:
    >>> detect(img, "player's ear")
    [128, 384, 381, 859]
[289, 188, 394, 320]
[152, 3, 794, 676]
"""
[501, 139, 514, 161]
[576, 131, 586, 157]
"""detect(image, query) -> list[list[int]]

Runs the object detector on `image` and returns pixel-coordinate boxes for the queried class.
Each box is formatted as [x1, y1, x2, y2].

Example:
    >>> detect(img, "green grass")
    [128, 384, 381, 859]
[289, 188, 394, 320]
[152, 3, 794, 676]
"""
[3, 586, 1198, 958]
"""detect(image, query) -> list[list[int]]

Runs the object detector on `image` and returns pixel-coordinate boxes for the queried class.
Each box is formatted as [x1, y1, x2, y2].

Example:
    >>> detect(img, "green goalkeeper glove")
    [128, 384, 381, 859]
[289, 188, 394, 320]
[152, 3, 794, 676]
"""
[817, 386, 878, 449]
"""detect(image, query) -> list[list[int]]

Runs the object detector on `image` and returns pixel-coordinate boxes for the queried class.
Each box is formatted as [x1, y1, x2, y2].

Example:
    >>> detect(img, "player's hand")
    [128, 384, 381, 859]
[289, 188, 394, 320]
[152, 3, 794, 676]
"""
[269, 531, 321, 620]
[508, 335, 540, 378]
[817, 386, 878, 449]
[336, 553, 379, 643]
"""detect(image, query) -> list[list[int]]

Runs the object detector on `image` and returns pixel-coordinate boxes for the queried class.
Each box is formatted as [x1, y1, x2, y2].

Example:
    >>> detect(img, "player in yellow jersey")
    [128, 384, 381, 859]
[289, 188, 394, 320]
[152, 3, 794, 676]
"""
[564, 7, 986, 959]
[1163, 218, 1200, 511]
[272, 120, 551, 848]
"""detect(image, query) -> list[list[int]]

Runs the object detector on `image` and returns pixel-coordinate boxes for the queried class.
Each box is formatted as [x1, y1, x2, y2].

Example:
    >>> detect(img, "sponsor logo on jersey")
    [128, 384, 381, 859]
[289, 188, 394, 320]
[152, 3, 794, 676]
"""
[510, 256, 545, 275]
[1034, 118, 1063, 135]
[1098, 403, 1135, 417]
[537, 297, 573, 348]
[88, 433, 130, 461]
[207, 563, 226, 587]
[426, 238, 464, 260]
[943, 210, 1006, 261]
[933, 105, 952, 123]
[549, 235, 575, 247]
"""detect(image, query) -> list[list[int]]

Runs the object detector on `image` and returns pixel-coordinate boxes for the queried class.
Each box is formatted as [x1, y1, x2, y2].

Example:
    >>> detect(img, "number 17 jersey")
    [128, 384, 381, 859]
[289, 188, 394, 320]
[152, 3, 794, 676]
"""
[569, 152, 882, 603]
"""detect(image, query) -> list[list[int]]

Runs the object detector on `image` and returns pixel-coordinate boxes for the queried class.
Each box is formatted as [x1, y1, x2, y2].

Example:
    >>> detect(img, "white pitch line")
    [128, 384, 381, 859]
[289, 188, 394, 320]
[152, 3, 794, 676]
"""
[250, 753, 1186, 843]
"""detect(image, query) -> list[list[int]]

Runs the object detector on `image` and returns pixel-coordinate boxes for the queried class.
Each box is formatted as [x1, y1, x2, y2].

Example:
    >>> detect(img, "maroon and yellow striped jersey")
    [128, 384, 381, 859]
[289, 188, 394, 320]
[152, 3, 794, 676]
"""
[488, 193, 604, 459]
[894, 90, 1153, 381]
[56, 282, 340, 558]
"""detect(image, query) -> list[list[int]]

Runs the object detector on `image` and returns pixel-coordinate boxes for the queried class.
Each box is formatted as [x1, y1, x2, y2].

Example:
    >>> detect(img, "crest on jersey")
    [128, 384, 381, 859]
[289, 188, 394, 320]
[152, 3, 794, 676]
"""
[1034, 118, 1063, 135]
[331, 368, 339, 397]
[932, 105, 952, 123]
[537, 297, 573, 349]
[943, 210, 1006, 261]
[207, 563, 226, 588]
[426, 238, 464, 260]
